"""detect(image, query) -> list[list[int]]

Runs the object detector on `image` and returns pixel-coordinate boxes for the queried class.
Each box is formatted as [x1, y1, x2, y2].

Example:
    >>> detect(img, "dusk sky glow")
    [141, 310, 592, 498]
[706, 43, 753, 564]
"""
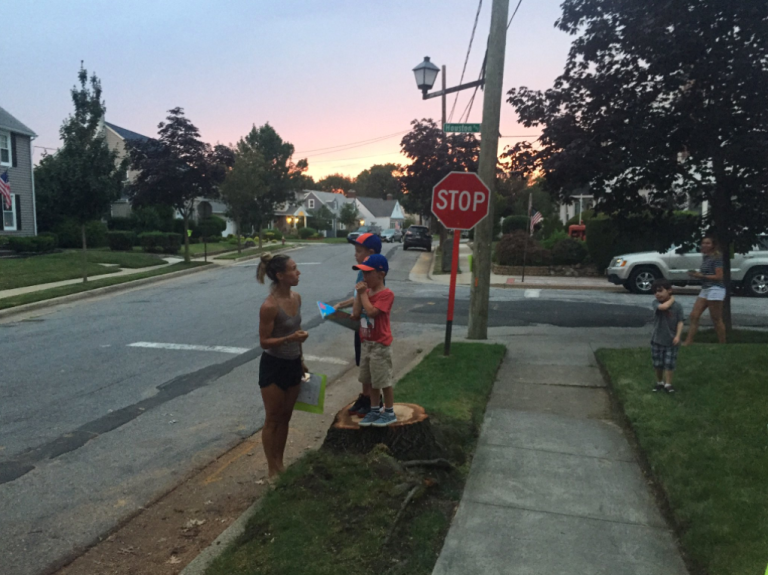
[4, 1, 572, 180]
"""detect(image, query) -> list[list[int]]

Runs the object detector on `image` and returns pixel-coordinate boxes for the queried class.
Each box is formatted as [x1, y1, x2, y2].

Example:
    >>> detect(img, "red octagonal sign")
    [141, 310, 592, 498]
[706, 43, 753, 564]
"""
[431, 171, 491, 230]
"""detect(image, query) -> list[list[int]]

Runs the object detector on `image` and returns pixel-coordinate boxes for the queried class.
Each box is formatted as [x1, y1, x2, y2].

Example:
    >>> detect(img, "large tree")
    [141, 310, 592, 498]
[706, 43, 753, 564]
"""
[355, 163, 402, 199]
[221, 124, 308, 248]
[219, 144, 266, 253]
[317, 173, 354, 195]
[127, 108, 234, 262]
[339, 201, 359, 231]
[34, 64, 127, 281]
[508, 0, 768, 331]
[399, 119, 481, 226]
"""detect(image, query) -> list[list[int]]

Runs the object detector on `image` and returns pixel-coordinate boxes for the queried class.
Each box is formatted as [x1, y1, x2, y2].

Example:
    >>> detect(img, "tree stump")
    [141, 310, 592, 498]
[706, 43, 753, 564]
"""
[322, 403, 444, 460]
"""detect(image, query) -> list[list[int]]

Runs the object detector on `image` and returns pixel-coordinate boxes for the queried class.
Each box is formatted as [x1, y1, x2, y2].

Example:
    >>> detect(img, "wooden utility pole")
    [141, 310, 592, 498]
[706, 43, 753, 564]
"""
[467, 0, 509, 339]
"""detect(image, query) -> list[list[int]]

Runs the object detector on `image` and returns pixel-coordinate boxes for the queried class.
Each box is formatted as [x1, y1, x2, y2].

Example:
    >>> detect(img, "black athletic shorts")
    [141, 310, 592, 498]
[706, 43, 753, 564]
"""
[259, 352, 303, 391]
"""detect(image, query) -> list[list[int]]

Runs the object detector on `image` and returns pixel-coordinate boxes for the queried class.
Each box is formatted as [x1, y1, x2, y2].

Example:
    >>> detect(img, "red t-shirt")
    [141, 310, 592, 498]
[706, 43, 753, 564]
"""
[359, 288, 394, 346]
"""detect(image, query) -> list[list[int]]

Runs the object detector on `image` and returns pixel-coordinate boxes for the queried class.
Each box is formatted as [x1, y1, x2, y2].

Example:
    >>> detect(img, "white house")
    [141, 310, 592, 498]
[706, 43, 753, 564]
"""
[355, 195, 405, 231]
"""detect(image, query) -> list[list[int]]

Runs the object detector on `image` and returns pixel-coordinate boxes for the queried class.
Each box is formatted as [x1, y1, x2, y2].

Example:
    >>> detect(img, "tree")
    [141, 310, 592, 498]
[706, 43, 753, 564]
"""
[34, 64, 127, 281]
[317, 173, 354, 195]
[127, 108, 234, 262]
[339, 201, 359, 231]
[507, 0, 768, 333]
[399, 119, 480, 243]
[308, 204, 335, 231]
[221, 124, 308, 249]
[355, 163, 402, 199]
[219, 145, 266, 253]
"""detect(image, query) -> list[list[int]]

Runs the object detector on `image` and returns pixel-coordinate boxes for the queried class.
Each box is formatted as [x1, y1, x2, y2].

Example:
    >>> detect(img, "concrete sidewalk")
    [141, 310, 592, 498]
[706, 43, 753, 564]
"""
[435, 326, 689, 575]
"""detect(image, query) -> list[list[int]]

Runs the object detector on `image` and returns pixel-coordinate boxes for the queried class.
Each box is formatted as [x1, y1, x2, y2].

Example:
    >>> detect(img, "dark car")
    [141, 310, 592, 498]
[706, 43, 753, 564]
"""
[403, 225, 432, 252]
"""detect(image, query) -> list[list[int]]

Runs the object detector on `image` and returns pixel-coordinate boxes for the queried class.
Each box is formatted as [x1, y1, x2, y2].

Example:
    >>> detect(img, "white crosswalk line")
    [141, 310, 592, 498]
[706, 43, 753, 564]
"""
[127, 342, 350, 365]
[524, 289, 541, 298]
[303, 354, 349, 365]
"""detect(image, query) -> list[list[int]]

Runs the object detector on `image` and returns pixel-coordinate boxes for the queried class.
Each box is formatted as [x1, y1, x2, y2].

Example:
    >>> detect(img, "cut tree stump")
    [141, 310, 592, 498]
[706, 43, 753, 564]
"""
[322, 403, 444, 460]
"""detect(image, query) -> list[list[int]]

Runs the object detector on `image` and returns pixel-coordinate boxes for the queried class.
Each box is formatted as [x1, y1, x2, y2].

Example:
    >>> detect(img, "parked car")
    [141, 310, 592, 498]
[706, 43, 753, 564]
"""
[402, 225, 432, 252]
[346, 225, 382, 242]
[381, 228, 403, 243]
[606, 236, 768, 297]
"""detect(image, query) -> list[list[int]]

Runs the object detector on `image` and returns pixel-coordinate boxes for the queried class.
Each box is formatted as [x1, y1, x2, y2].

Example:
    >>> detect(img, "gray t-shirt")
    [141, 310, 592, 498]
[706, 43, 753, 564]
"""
[651, 300, 684, 347]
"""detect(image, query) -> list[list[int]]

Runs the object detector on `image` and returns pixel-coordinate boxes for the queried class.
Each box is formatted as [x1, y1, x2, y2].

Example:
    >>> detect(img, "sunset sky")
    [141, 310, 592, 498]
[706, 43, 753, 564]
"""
[4, 0, 572, 181]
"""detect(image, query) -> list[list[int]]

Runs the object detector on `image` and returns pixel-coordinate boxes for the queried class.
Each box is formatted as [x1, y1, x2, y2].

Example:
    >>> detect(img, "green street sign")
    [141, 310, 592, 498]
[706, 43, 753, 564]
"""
[443, 123, 481, 133]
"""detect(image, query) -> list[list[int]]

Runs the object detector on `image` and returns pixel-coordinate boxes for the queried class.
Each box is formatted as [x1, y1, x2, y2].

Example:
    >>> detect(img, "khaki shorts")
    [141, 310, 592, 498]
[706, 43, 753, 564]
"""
[359, 340, 394, 389]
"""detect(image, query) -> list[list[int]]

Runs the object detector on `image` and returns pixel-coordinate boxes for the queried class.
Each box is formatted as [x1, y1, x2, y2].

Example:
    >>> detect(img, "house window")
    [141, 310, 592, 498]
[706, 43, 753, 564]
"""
[307, 198, 315, 209]
[0, 132, 11, 166]
[2, 194, 16, 231]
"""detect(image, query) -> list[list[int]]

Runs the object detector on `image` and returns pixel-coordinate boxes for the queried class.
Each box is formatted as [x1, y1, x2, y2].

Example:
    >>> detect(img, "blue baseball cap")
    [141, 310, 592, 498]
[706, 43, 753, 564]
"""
[353, 254, 388, 274]
[348, 232, 382, 254]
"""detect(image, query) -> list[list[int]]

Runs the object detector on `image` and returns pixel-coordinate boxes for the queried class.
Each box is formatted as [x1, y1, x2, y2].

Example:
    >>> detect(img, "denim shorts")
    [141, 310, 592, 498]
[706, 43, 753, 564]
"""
[651, 342, 679, 371]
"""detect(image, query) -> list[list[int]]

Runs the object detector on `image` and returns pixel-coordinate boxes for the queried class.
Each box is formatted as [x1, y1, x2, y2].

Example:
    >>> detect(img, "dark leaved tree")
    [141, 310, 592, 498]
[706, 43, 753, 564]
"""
[219, 144, 266, 253]
[317, 173, 355, 195]
[355, 163, 403, 199]
[127, 108, 234, 262]
[508, 0, 768, 332]
[339, 201, 359, 231]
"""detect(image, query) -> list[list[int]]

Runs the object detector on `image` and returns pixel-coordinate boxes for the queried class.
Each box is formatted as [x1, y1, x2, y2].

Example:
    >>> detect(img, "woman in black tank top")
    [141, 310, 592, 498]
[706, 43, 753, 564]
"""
[257, 253, 309, 479]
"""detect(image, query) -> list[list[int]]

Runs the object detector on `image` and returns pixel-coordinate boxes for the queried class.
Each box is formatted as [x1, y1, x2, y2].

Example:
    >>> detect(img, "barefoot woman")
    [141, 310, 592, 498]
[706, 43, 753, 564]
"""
[257, 253, 309, 478]
[683, 235, 726, 345]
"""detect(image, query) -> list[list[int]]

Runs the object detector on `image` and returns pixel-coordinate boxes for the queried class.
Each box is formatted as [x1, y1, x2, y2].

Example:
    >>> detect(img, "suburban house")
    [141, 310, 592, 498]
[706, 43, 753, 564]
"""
[103, 121, 150, 218]
[355, 194, 405, 231]
[287, 190, 357, 235]
[0, 105, 37, 237]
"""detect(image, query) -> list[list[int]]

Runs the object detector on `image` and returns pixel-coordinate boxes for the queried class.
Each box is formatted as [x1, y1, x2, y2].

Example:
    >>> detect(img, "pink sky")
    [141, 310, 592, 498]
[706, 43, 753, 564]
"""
[3, 1, 572, 181]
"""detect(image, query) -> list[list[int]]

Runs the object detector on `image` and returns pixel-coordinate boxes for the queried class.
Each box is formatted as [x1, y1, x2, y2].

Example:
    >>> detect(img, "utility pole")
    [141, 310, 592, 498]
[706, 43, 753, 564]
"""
[467, 0, 509, 340]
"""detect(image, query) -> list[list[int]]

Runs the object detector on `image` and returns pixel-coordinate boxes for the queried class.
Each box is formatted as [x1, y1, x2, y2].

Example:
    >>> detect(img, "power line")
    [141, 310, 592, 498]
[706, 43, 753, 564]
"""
[448, 0, 483, 123]
[308, 151, 403, 164]
[295, 130, 407, 157]
[507, 0, 524, 29]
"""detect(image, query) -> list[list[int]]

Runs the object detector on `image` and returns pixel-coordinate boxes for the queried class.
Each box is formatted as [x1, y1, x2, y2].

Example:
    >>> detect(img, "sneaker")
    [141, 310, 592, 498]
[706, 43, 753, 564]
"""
[348, 394, 366, 415]
[653, 383, 665, 392]
[372, 410, 397, 427]
[358, 410, 380, 427]
[664, 384, 675, 393]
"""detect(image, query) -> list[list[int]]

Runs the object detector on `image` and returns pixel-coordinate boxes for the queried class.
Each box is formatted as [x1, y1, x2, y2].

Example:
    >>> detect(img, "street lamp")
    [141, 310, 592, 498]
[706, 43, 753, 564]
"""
[412, 56, 440, 97]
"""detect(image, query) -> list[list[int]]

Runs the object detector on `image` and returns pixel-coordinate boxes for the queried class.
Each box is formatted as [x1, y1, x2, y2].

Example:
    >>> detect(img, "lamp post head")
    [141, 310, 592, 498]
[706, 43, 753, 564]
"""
[413, 56, 440, 97]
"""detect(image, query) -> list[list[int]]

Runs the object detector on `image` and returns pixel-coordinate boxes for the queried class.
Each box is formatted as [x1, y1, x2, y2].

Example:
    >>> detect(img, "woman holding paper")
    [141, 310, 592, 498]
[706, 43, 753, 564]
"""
[257, 253, 309, 479]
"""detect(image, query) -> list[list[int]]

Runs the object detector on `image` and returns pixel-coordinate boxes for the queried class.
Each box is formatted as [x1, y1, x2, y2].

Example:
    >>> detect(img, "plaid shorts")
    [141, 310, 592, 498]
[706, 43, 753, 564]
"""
[651, 342, 679, 371]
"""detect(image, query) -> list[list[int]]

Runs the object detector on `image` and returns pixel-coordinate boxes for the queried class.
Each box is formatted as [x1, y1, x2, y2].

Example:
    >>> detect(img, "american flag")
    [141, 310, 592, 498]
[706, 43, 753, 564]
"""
[0, 170, 11, 210]
[529, 209, 543, 234]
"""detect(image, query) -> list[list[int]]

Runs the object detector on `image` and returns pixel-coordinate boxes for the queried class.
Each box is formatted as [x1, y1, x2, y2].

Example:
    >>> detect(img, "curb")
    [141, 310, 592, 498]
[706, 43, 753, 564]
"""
[491, 281, 625, 292]
[0, 263, 216, 321]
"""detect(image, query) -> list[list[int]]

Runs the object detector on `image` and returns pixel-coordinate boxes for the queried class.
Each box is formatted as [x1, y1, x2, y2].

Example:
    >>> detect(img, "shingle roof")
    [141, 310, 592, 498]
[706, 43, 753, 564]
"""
[357, 197, 398, 218]
[105, 122, 150, 142]
[0, 105, 36, 137]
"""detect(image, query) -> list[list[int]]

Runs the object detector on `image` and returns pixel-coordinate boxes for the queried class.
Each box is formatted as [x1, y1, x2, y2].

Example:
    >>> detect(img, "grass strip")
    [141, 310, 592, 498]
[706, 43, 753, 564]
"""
[206, 342, 506, 575]
[184, 242, 237, 256]
[596, 343, 768, 575]
[215, 244, 289, 260]
[0, 262, 208, 310]
[694, 328, 768, 344]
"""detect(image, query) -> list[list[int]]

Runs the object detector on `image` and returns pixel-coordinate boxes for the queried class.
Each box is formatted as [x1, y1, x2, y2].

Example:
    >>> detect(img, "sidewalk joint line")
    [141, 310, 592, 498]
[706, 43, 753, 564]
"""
[478, 441, 635, 463]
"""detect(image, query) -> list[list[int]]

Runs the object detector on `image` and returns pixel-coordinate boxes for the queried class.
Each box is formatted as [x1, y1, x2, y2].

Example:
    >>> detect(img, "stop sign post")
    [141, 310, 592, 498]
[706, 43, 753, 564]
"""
[431, 172, 491, 356]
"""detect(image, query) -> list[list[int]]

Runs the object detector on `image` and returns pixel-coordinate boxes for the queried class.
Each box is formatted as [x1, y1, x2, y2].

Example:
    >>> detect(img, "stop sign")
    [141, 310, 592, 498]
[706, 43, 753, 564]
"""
[431, 172, 490, 230]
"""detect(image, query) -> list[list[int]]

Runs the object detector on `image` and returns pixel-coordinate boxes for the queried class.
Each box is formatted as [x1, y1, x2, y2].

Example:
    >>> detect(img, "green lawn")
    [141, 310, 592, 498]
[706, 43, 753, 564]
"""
[597, 340, 768, 575]
[215, 244, 288, 260]
[0, 250, 165, 290]
[184, 242, 237, 256]
[0, 262, 208, 310]
[206, 343, 506, 575]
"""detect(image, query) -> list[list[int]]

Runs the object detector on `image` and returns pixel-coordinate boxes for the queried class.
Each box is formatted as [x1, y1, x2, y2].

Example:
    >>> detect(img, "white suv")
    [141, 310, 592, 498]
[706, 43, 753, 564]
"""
[606, 237, 768, 297]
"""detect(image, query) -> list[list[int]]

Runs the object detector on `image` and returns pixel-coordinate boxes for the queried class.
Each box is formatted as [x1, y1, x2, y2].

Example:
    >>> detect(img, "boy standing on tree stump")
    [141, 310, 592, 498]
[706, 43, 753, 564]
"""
[351, 254, 396, 427]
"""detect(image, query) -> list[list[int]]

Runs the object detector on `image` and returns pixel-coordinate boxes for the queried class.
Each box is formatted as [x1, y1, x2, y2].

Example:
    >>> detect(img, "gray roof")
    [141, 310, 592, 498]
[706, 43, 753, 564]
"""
[0, 105, 36, 137]
[105, 122, 150, 142]
[301, 190, 355, 216]
[357, 197, 398, 218]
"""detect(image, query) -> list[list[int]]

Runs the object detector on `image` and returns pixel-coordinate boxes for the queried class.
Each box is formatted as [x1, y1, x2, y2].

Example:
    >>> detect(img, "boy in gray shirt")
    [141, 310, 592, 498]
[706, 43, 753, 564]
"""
[651, 279, 685, 393]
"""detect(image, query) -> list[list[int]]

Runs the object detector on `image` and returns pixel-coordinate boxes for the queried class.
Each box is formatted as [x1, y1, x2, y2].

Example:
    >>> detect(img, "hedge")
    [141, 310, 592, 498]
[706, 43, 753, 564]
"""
[299, 227, 317, 239]
[198, 216, 227, 239]
[8, 235, 56, 253]
[138, 232, 182, 254]
[263, 229, 283, 241]
[586, 212, 701, 269]
[495, 231, 551, 266]
[107, 231, 137, 251]
[502, 215, 530, 235]
[52, 219, 109, 248]
[551, 238, 588, 265]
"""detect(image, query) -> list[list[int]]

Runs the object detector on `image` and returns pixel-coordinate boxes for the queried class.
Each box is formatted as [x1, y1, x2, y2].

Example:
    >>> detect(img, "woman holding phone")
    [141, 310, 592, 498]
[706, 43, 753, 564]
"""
[257, 253, 309, 479]
[683, 235, 726, 345]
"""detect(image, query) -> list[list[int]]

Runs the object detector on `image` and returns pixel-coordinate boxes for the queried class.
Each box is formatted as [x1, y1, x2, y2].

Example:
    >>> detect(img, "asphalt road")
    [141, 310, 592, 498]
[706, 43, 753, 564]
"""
[2, 241, 767, 575]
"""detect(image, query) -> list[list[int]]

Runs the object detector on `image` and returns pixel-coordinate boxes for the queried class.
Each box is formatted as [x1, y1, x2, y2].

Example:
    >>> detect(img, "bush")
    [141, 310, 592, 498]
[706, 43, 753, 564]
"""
[198, 216, 227, 240]
[551, 238, 588, 265]
[299, 227, 317, 239]
[270, 229, 283, 241]
[8, 235, 56, 253]
[502, 216, 530, 235]
[107, 231, 137, 251]
[107, 216, 134, 231]
[138, 232, 182, 254]
[541, 229, 569, 249]
[494, 231, 551, 266]
[52, 219, 109, 248]
[566, 209, 596, 228]
[403, 217, 417, 230]
[173, 219, 198, 238]
[38, 232, 59, 248]
[312, 233, 324, 239]
[0, 235, 9, 248]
